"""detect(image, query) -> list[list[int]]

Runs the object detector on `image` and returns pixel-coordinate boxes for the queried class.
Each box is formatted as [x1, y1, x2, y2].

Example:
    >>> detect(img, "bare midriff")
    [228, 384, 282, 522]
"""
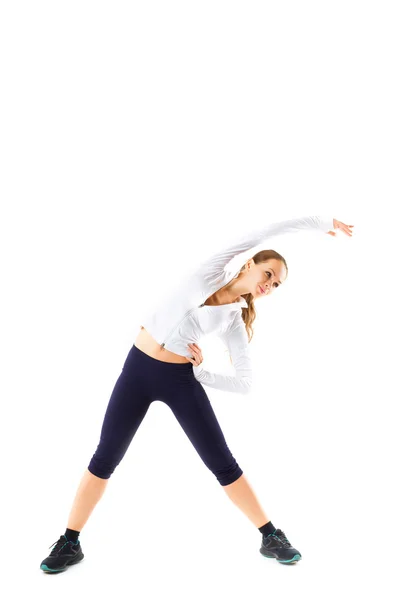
[134, 326, 191, 364]
[134, 288, 240, 364]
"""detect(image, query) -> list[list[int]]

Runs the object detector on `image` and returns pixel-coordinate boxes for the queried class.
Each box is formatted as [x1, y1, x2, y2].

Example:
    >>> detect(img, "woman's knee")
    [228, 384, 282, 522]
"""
[213, 460, 243, 486]
[88, 454, 119, 480]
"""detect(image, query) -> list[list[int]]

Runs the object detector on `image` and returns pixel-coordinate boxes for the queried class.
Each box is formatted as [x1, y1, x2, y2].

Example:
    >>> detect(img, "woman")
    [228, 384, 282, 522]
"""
[40, 215, 354, 572]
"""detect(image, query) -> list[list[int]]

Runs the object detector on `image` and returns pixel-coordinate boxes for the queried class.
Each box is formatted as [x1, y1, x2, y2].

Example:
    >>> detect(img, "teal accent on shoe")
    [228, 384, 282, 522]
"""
[261, 553, 302, 563]
[277, 554, 302, 563]
[41, 564, 64, 572]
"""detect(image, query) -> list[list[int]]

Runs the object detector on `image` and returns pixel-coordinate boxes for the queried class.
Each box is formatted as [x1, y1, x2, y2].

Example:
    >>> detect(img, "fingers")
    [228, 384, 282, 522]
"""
[332, 220, 355, 237]
[190, 344, 202, 362]
[342, 225, 354, 236]
[340, 222, 354, 236]
[188, 343, 203, 366]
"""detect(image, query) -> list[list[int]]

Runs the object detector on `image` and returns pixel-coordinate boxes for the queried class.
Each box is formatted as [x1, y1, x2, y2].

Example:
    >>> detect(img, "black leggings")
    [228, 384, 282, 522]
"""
[88, 344, 243, 486]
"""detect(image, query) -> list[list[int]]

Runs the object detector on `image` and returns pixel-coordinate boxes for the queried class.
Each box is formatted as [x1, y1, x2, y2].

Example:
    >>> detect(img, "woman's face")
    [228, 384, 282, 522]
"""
[250, 258, 287, 299]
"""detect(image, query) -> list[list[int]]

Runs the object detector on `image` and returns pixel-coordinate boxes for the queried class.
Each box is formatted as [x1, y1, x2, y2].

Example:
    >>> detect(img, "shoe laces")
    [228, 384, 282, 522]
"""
[272, 528, 292, 548]
[48, 535, 69, 556]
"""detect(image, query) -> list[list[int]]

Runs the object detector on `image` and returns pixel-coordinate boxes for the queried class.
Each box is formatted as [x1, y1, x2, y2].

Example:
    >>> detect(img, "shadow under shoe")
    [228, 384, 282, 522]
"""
[260, 528, 302, 564]
[40, 534, 84, 573]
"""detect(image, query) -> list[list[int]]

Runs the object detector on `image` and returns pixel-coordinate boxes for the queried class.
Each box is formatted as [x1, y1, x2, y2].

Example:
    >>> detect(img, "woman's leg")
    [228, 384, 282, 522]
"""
[222, 473, 270, 528]
[67, 345, 153, 532]
[67, 469, 109, 531]
[162, 373, 270, 529]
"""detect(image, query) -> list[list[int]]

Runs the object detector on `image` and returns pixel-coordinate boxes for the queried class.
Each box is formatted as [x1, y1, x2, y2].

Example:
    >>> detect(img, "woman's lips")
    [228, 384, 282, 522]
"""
[259, 285, 266, 294]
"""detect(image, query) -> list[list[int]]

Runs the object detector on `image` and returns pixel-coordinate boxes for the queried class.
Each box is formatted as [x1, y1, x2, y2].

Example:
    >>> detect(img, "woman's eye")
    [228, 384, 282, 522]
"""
[266, 271, 279, 288]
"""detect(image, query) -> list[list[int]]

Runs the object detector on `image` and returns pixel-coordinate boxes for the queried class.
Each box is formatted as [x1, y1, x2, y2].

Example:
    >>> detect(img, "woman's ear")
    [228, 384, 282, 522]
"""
[246, 259, 254, 270]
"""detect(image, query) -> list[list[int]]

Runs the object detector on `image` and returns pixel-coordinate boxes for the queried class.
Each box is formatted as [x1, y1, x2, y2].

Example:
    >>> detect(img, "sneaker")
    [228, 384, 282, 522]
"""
[259, 528, 302, 564]
[40, 534, 84, 573]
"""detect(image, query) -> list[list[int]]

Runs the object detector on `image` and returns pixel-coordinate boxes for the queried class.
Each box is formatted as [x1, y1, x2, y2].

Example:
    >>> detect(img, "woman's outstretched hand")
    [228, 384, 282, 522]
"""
[327, 219, 354, 237]
[188, 343, 203, 367]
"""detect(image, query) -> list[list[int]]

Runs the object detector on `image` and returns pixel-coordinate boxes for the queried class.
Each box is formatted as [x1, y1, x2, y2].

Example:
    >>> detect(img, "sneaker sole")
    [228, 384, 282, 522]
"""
[40, 554, 84, 573]
[260, 548, 302, 564]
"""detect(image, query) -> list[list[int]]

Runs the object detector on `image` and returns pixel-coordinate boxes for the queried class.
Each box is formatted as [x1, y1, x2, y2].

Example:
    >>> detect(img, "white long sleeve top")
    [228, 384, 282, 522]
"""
[140, 215, 334, 394]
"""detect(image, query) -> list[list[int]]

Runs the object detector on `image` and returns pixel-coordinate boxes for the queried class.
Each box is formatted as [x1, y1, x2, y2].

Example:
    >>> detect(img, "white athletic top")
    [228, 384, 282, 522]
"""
[140, 215, 334, 394]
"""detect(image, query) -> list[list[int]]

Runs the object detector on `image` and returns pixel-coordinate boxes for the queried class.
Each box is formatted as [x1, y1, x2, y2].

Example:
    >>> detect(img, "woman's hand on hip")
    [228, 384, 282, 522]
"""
[327, 219, 354, 237]
[187, 343, 203, 366]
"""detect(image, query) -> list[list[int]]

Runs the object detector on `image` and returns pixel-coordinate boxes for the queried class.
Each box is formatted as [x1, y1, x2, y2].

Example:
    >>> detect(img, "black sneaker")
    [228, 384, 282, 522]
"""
[259, 528, 302, 564]
[40, 534, 84, 573]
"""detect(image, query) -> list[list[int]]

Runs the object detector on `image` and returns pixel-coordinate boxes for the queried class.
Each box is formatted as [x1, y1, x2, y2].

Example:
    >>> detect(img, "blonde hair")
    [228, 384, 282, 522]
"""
[238, 249, 288, 344]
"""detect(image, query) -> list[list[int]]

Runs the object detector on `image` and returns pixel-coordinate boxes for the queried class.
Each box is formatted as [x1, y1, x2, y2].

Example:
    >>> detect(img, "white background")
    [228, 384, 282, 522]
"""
[1, 1, 399, 598]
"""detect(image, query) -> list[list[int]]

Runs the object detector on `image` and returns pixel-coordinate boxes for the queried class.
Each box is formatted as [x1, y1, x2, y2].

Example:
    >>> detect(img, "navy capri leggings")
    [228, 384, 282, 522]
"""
[88, 344, 243, 486]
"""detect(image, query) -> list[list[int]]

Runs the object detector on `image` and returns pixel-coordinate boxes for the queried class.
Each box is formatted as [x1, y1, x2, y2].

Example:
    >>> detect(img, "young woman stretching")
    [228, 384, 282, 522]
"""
[40, 215, 354, 572]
